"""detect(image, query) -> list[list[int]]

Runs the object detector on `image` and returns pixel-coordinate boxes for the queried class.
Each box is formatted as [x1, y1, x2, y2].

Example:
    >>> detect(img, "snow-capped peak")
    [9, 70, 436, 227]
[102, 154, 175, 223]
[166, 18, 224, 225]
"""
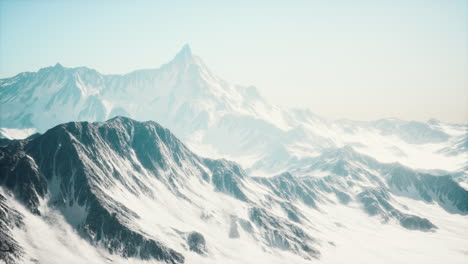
[172, 43, 195, 64]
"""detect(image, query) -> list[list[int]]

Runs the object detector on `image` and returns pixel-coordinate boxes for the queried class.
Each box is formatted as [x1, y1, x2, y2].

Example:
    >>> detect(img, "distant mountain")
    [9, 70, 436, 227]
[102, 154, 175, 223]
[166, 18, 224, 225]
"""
[0, 44, 282, 134]
[1, 45, 466, 185]
[1, 117, 467, 263]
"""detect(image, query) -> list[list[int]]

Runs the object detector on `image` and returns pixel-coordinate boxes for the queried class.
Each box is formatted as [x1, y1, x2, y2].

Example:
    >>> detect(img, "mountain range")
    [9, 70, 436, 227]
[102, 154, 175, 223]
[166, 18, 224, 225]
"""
[1, 45, 466, 178]
[0, 45, 467, 263]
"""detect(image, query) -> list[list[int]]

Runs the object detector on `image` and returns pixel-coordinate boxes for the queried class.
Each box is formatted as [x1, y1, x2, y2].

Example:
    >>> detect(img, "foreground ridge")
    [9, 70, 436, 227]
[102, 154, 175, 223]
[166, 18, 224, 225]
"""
[0, 117, 466, 263]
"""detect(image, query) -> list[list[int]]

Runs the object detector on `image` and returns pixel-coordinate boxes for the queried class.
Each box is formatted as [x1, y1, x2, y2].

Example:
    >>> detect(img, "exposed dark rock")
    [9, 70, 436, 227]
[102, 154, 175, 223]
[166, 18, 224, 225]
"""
[204, 159, 249, 202]
[0, 193, 24, 264]
[254, 173, 318, 208]
[387, 165, 468, 214]
[0, 138, 15, 146]
[187, 232, 207, 255]
[399, 215, 436, 231]
[249, 207, 319, 259]
[334, 189, 351, 204]
[0, 142, 47, 214]
[357, 189, 436, 231]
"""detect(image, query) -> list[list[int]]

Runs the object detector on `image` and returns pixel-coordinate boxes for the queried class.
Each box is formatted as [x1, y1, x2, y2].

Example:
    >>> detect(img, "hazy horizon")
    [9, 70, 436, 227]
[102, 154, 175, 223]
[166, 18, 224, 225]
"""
[1, 0, 467, 123]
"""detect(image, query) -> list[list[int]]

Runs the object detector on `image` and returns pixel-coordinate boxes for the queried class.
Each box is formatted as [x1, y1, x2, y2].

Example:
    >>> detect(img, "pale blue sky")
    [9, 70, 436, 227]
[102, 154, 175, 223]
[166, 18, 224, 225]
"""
[1, 0, 467, 123]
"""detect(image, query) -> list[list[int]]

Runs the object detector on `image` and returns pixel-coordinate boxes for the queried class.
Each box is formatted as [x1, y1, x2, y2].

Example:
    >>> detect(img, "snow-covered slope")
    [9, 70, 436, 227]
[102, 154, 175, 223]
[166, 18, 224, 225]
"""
[0, 117, 320, 263]
[0, 117, 467, 263]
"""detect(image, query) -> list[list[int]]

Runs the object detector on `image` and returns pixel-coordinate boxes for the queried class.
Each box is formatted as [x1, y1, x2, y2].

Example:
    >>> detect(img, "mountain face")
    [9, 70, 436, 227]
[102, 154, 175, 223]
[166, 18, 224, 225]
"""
[0, 117, 319, 263]
[0, 117, 467, 264]
[0, 193, 24, 264]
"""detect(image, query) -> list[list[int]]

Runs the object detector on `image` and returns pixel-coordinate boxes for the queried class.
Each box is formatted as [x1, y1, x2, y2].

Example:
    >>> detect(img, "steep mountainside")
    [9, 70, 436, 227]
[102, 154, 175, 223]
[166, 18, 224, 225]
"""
[0, 117, 467, 263]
